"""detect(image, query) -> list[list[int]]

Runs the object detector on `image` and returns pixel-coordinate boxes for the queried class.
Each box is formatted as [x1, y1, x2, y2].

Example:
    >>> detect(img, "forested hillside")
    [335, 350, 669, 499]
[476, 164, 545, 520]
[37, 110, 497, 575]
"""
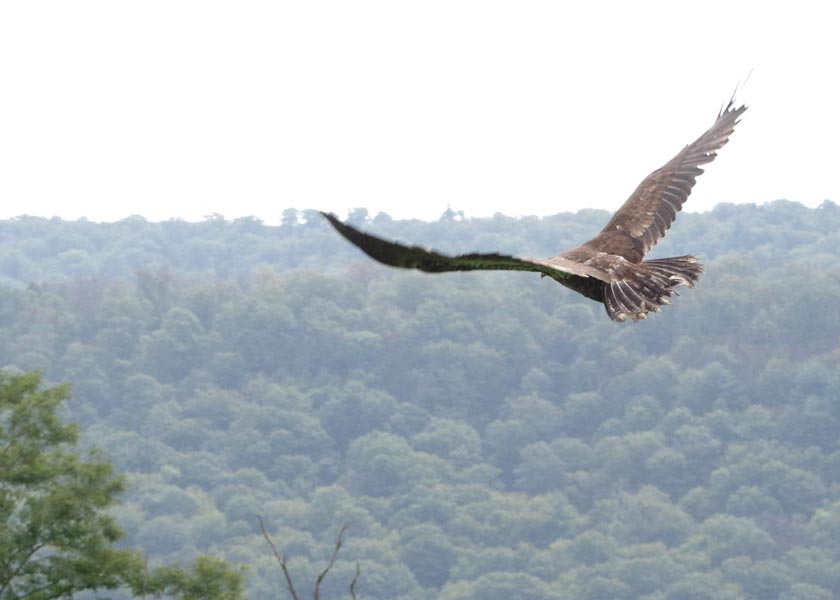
[2, 200, 840, 599]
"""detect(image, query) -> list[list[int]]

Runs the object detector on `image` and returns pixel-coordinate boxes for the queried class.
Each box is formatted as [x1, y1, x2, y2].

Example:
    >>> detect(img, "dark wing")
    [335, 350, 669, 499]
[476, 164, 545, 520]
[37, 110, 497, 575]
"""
[321, 212, 606, 282]
[596, 99, 747, 260]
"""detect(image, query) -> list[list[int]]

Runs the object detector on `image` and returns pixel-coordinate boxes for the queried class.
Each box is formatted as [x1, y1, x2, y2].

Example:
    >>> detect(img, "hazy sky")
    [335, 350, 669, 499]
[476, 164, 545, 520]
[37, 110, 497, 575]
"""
[1, 1, 837, 223]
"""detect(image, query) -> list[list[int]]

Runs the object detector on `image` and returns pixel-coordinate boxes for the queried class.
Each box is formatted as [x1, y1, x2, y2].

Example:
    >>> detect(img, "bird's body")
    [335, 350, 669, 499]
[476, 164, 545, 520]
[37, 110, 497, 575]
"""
[323, 99, 746, 322]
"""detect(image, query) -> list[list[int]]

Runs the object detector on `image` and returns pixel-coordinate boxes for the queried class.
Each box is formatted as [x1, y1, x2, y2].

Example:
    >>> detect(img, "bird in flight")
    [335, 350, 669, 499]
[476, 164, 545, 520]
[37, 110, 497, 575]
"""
[323, 99, 746, 322]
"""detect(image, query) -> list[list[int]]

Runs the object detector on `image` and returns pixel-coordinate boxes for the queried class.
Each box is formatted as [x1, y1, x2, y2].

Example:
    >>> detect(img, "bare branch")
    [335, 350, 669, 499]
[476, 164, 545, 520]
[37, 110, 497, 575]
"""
[350, 562, 361, 600]
[313, 524, 348, 600]
[258, 516, 300, 600]
[259, 518, 360, 599]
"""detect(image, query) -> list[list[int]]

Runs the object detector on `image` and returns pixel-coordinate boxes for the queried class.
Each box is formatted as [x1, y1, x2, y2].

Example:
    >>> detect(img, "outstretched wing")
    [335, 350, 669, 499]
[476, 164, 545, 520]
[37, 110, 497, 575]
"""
[322, 212, 605, 282]
[596, 99, 747, 260]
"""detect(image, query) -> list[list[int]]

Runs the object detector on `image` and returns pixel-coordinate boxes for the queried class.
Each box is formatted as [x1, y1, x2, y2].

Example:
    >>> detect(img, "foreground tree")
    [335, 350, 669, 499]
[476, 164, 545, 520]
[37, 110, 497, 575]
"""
[137, 556, 246, 599]
[0, 370, 243, 599]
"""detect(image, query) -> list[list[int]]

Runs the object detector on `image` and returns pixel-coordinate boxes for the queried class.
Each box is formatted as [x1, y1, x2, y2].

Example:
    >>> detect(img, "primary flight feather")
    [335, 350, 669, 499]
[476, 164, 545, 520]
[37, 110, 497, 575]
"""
[323, 99, 746, 322]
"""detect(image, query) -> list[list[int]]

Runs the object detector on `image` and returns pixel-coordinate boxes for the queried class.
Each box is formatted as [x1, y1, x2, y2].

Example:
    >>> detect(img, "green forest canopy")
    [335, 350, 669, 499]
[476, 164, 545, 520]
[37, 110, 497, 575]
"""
[1, 200, 840, 599]
[0, 371, 246, 600]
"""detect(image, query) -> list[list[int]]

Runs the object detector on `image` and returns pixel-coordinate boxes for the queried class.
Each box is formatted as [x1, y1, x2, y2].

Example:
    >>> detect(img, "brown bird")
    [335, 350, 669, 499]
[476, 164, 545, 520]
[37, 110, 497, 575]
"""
[323, 99, 746, 322]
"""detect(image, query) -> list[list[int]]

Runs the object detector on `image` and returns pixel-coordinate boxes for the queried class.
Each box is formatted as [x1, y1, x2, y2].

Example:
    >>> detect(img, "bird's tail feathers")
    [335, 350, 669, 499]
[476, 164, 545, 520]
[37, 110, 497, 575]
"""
[605, 256, 703, 322]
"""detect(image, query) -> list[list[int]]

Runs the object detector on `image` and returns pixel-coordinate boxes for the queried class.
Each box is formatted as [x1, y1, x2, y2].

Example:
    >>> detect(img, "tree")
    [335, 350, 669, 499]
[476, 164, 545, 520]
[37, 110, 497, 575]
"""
[683, 514, 775, 565]
[0, 370, 244, 599]
[343, 432, 418, 497]
[141, 556, 246, 600]
[411, 418, 482, 468]
[721, 557, 792, 599]
[0, 371, 143, 598]
[439, 572, 557, 600]
[807, 499, 840, 551]
[398, 524, 456, 589]
[780, 583, 833, 600]
[664, 572, 743, 600]
[608, 486, 694, 546]
[581, 576, 633, 600]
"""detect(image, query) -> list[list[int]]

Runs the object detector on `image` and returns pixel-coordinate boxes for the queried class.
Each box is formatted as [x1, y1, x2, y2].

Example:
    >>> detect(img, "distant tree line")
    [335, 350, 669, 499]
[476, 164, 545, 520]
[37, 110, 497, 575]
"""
[1, 200, 840, 598]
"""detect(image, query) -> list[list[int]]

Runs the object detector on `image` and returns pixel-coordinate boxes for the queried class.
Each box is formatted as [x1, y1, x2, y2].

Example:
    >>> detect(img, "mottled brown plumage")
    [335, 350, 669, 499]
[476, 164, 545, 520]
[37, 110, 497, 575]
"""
[323, 99, 746, 321]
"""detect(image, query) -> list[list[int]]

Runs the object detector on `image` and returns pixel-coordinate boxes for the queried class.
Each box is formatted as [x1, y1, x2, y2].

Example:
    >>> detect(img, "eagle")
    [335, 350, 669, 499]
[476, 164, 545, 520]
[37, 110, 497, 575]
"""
[322, 99, 746, 322]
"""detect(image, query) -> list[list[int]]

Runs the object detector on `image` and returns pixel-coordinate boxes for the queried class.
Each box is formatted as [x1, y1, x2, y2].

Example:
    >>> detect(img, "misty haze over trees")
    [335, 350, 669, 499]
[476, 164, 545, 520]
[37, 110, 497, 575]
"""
[2, 200, 840, 599]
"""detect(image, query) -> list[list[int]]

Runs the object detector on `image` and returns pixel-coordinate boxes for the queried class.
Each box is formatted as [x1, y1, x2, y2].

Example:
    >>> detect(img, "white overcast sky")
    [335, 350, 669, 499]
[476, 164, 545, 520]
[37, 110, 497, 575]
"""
[1, 1, 837, 223]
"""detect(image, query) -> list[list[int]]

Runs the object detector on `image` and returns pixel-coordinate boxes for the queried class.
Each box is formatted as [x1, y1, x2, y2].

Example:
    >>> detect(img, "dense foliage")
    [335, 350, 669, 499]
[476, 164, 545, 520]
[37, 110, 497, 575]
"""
[2, 200, 840, 599]
[0, 372, 244, 600]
